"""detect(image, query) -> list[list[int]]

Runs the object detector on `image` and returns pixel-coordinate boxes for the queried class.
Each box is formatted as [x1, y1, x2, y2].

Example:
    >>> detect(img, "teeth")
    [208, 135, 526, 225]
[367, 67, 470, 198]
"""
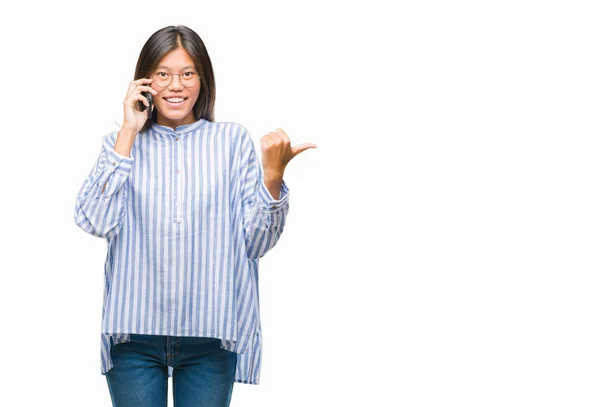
[166, 98, 185, 103]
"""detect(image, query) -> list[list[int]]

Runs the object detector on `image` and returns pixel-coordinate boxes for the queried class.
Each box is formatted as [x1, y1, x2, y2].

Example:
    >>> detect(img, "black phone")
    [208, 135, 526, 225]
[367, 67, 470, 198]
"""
[139, 92, 153, 117]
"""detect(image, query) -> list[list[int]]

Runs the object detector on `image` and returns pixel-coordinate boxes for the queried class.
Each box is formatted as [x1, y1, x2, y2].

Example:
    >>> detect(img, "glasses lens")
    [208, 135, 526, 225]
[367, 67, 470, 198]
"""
[181, 72, 199, 87]
[153, 73, 171, 87]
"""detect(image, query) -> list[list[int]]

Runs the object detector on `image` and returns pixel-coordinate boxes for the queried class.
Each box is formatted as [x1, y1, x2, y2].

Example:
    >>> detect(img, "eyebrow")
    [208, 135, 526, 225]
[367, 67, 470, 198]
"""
[155, 65, 196, 70]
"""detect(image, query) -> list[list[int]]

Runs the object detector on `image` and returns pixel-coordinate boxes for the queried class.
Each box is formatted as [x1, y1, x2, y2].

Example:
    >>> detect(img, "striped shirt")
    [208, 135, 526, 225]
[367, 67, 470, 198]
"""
[74, 118, 289, 385]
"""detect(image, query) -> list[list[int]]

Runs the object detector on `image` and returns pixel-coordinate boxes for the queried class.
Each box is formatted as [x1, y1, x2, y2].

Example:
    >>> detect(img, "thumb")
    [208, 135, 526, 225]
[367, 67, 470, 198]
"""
[291, 143, 317, 157]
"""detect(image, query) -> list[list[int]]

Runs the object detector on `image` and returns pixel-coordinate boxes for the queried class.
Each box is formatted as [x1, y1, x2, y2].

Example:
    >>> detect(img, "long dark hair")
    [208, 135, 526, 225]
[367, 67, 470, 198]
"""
[134, 25, 216, 133]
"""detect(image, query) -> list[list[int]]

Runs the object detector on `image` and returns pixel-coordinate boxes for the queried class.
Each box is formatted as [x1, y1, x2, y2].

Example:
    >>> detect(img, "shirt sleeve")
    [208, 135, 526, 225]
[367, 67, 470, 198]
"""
[239, 129, 290, 259]
[74, 133, 135, 239]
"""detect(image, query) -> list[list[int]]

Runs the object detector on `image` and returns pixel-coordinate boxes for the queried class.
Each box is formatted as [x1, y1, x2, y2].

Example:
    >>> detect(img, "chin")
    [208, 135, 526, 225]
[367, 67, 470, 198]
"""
[166, 112, 190, 120]
[156, 109, 195, 123]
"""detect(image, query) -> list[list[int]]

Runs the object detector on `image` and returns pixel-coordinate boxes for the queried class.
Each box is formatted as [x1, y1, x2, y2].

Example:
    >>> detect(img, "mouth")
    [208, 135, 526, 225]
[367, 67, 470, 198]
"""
[163, 97, 188, 107]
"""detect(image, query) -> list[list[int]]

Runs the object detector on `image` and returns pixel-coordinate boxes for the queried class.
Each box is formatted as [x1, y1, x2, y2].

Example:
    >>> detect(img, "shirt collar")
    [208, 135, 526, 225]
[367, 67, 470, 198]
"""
[150, 118, 209, 136]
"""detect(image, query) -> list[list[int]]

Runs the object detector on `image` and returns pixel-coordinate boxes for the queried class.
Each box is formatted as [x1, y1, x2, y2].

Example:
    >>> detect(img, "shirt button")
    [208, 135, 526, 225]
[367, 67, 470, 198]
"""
[176, 136, 180, 141]
[176, 169, 180, 173]
[112, 161, 117, 166]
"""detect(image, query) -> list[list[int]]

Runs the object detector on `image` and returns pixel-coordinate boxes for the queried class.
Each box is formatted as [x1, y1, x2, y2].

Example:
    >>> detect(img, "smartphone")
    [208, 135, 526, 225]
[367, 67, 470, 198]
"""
[138, 92, 153, 117]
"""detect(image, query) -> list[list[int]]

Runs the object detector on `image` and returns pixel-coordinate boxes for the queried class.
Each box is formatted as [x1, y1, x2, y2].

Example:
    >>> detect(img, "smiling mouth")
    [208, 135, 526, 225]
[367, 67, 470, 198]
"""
[164, 97, 188, 103]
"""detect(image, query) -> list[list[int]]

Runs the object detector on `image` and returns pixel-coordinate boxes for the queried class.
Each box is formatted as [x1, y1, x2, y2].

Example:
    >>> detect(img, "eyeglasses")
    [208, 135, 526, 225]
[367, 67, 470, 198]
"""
[152, 70, 200, 88]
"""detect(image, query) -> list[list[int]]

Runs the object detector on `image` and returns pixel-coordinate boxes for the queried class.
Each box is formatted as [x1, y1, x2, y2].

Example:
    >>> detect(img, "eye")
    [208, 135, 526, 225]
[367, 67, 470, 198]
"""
[155, 72, 169, 78]
[183, 71, 197, 77]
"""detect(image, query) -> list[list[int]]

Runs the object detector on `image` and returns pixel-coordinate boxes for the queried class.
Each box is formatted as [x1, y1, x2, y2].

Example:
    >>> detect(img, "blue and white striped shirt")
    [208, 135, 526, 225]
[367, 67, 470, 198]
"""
[74, 118, 289, 385]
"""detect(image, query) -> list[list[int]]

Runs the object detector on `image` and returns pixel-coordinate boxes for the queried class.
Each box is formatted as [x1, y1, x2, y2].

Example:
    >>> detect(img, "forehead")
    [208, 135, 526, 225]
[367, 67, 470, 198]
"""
[155, 47, 195, 69]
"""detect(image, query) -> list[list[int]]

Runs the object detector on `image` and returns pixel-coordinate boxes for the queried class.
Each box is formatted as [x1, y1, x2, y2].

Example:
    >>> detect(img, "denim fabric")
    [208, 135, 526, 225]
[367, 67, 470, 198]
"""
[106, 334, 237, 407]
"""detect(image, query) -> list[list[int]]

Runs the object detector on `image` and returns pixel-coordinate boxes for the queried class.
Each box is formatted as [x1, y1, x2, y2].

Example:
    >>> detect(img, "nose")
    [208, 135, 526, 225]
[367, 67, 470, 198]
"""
[168, 74, 184, 90]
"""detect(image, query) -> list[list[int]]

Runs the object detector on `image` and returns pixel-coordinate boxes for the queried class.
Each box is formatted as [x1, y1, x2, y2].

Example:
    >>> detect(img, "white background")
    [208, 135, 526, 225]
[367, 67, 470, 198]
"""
[1, 0, 599, 406]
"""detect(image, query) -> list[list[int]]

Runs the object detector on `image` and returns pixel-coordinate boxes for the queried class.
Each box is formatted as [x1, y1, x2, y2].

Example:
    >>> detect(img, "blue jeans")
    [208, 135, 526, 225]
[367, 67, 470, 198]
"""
[106, 334, 237, 407]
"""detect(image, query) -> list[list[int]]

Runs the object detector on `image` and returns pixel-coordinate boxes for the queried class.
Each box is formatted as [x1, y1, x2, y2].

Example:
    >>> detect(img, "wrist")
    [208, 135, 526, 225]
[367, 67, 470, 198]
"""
[263, 167, 284, 181]
[118, 127, 138, 139]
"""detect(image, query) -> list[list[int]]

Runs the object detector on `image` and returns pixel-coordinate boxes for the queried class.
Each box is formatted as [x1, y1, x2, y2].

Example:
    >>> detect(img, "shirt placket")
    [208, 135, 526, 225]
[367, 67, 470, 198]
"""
[173, 135, 183, 223]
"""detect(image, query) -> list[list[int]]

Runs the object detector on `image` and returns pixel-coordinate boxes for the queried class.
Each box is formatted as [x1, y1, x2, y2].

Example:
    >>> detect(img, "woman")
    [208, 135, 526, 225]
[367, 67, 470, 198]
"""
[74, 25, 315, 407]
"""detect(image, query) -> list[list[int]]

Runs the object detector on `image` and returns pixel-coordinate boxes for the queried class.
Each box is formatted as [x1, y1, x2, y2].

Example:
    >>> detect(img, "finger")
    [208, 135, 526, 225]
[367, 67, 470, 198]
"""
[270, 133, 283, 145]
[268, 132, 286, 145]
[128, 78, 153, 91]
[132, 77, 154, 85]
[261, 133, 276, 146]
[136, 85, 159, 95]
[127, 93, 149, 109]
[138, 94, 150, 107]
[291, 143, 317, 156]
[127, 78, 154, 94]
[127, 85, 158, 99]
[275, 128, 290, 144]
[127, 87, 157, 100]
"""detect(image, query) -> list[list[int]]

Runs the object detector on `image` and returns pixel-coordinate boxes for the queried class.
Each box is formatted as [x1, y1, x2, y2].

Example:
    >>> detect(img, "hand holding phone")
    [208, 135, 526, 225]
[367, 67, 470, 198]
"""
[122, 78, 157, 134]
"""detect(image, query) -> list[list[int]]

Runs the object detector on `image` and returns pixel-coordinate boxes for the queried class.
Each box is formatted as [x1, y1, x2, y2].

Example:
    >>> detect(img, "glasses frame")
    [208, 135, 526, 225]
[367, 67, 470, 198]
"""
[152, 71, 201, 88]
